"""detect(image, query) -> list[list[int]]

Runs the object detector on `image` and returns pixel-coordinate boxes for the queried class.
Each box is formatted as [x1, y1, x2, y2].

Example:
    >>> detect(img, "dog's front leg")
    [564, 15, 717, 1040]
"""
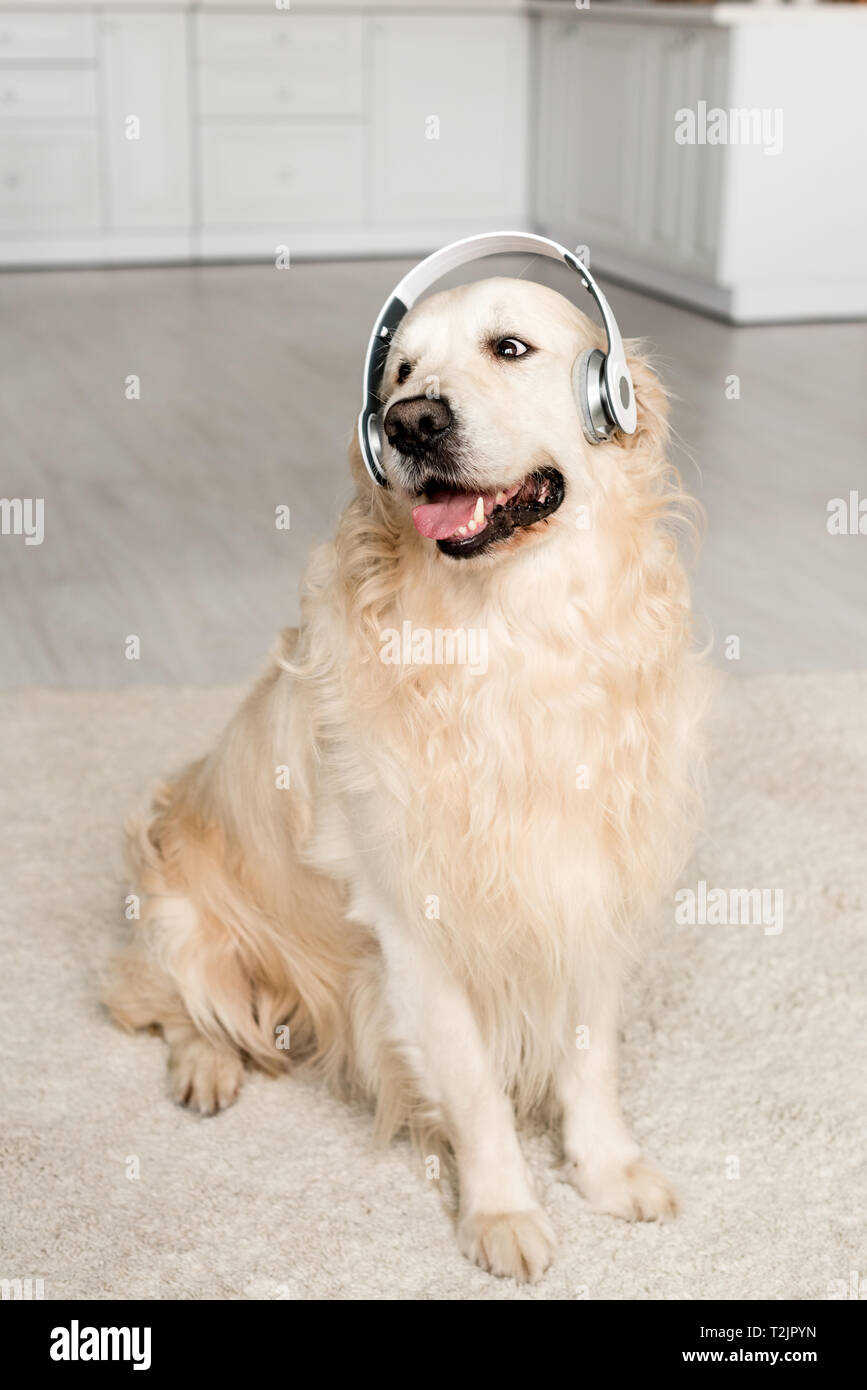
[558, 964, 678, 1222]
[379, 922, 555, 1282]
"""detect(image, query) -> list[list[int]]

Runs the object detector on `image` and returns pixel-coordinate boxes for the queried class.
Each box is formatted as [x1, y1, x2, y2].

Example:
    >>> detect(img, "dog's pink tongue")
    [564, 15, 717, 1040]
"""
[412, 491, 482, 540]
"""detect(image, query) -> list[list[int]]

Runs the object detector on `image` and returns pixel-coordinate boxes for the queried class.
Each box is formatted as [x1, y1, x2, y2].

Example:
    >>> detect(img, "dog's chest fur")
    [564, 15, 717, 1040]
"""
[309, 584, 695, 987]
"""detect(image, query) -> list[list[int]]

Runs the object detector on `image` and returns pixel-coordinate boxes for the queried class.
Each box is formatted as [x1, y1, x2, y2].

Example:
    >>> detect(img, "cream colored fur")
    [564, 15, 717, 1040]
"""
[104, 277, 707, 1282]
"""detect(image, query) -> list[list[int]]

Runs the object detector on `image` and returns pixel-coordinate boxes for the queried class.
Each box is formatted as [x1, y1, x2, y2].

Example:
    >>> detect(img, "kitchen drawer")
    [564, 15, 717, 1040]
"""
[199, 64, 363, 119]
[0, 129, 100, 229]
[198, 14, 362, 67]
[197, 15, 363, 114]
[200, 123, 363, 226]
[0, 69, 96, 120]
[0, 12, 95, 62]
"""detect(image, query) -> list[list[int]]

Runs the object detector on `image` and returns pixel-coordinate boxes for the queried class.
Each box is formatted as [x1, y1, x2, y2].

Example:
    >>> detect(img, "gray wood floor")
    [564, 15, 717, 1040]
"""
[1, 257, 864, 688]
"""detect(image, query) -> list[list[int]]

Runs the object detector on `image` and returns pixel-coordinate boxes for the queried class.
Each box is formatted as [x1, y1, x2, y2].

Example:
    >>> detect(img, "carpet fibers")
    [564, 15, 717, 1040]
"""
[1, 673, 864, 1300]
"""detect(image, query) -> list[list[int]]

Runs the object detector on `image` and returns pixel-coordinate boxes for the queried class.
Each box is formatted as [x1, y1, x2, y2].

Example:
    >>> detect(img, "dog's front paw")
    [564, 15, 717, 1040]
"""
[168, 1036, 244, 1116]
[458, 1207, 556, 1283]
[563, 1156, 678, 1223]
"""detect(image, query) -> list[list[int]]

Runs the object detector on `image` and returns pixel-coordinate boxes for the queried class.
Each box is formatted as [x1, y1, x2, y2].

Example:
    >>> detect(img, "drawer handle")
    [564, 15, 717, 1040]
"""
[276, 168, 293, 185]
[275, 86, 292, 102]
[3, 172, 20, 190]
[2, 89, 18, 105]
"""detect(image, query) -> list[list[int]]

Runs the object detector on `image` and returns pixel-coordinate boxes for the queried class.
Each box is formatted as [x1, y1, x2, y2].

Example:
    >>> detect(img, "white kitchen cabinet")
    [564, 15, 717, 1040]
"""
[370, 15, 528, 226]
[196, 11, 366, 237]
[542, 20, 646, 252]
[538, 17, 727, 277]
[0, 0, 863, 324]
[0, 8, 100, 237]
[640, 24, 728, 274]
[102, 12, 191, 231]
[536, 7, 867, 323]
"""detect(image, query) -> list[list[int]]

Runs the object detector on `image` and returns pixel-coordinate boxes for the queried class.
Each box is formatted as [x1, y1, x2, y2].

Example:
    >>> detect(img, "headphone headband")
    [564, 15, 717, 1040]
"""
[357, 231, 637, 488]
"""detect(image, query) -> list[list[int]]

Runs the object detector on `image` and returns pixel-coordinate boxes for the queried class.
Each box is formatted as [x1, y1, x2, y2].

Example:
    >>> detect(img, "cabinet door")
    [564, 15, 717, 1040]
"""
[535, 16, 581, 242]
[642, 26, 728, 273]
[370, 16, 528, 224]
[101, 12, 191, 230]
[537, 19, 727, 277]
[538, 19, 645, 252]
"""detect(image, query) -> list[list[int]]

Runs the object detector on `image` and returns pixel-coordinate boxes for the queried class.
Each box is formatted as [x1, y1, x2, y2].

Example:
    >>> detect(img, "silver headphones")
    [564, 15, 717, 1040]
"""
[357, 230, 637, 488]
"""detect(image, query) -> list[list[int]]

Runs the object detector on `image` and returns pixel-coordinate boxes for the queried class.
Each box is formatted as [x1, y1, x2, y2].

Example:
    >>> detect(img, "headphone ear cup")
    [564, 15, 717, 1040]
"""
[572, 348, 606, 445]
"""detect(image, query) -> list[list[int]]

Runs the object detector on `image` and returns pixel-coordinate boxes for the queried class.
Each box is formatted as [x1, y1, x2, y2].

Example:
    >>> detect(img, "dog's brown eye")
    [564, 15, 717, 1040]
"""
[397, 362, 412, 383]
[495, 337, 530, 358]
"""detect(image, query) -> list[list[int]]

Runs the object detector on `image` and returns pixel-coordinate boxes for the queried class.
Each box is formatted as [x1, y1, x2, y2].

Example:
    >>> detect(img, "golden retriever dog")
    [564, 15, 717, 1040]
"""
[105, 275, 706, 1283]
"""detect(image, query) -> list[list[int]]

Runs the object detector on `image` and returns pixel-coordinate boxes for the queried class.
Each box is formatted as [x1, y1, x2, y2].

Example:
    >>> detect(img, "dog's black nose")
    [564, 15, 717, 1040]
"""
[384, 395, 452, 455]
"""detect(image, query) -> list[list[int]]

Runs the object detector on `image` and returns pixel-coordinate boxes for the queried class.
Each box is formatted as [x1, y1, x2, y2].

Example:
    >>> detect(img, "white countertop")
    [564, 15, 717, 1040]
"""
[2, 0, 534, 8]
[1, 0, 526, 11]
[2, 0, 865, 25]
[539, 2, 867, 25]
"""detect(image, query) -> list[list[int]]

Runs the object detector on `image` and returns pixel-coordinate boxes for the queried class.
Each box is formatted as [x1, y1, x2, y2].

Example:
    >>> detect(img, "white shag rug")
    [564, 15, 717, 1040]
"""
[0, 673, 864, 1301]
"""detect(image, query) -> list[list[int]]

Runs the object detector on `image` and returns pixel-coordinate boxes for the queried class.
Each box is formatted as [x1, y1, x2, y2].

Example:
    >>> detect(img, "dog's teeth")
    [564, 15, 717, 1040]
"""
[495, 490, 506, 505]
[473, 496, 485, 526]
[468, 520, 477, 532]
[457, 526, 468, 536]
